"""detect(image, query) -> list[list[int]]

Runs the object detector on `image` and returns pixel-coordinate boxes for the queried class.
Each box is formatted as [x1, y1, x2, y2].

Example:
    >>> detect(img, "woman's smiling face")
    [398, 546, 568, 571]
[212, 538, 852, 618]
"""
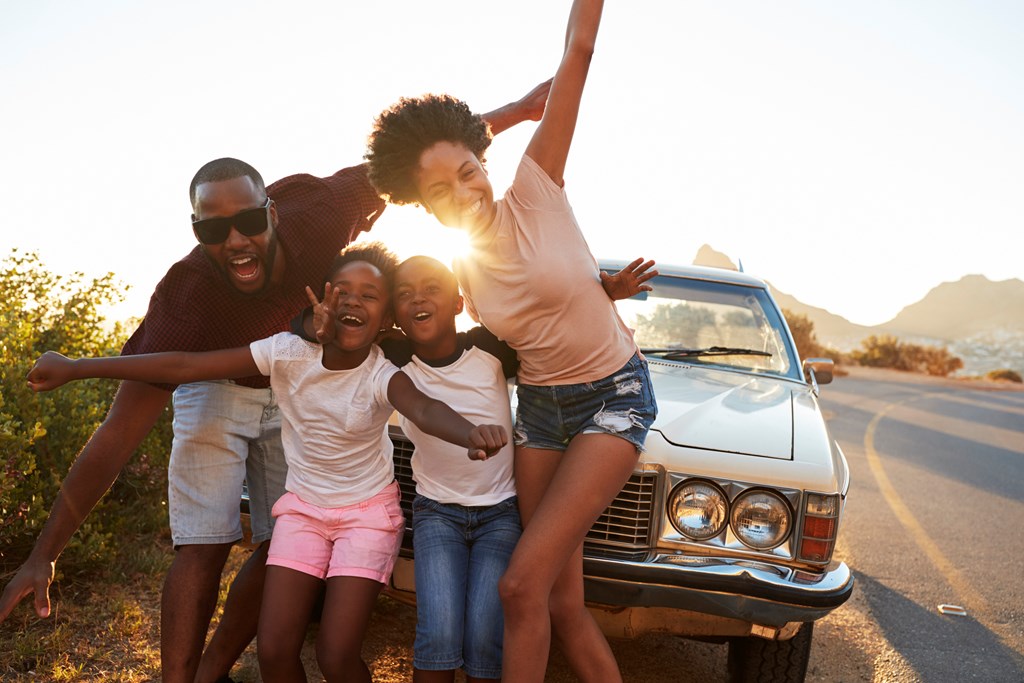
[414, 141, 496, 232]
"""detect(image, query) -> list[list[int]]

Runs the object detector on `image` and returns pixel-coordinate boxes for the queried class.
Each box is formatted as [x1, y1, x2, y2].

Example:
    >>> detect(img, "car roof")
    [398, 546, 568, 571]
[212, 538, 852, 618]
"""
[598, 259, 770, 290]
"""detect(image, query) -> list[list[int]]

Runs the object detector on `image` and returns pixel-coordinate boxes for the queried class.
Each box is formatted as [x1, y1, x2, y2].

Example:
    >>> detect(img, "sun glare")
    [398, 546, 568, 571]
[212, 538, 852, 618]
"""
[354, 204, 477, 331]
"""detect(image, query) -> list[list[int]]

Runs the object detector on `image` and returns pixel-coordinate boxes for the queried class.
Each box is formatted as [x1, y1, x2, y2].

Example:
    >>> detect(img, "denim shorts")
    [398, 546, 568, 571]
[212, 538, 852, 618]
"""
[514, 352, 658, 453]
[411, 495, 521, 678]
[168, 380, 287, 546]
[268, 483, 405, 582]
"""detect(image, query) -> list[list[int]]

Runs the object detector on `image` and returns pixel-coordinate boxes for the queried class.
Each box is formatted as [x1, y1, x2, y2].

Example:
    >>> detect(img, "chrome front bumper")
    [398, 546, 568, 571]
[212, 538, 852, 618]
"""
[582, 553, 854, 627]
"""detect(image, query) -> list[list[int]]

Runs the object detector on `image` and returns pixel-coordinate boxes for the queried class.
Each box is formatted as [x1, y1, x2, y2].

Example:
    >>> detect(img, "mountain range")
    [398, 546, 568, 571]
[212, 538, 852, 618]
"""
[692, 245, 1024, 375]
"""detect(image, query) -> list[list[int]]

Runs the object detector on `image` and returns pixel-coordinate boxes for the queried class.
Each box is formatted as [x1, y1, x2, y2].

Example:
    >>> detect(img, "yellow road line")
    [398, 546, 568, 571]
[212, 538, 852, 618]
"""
[863, 399, 995, 623]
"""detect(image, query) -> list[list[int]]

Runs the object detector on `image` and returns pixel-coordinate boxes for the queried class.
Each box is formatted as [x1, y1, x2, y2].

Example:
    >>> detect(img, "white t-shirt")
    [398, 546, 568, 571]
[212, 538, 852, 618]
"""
[390, 329, 516, 506]
[453, 154, 636, 385]
[249, 333, 398, 508]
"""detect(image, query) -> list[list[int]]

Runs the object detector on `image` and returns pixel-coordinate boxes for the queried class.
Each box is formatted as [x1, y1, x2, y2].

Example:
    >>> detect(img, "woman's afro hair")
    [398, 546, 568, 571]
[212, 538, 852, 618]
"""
[365, 94, 492, 206]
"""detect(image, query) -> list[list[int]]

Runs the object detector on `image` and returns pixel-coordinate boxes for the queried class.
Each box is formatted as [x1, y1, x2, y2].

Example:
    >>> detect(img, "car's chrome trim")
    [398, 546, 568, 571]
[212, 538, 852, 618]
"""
[582, 554, 853, 626]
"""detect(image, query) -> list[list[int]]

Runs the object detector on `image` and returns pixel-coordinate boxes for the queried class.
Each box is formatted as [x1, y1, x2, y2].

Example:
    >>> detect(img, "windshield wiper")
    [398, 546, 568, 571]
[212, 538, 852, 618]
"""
[642, 346, 772, 360]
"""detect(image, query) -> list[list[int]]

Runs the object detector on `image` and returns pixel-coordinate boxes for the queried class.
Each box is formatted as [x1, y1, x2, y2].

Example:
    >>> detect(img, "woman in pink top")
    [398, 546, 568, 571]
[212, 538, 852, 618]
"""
[365, 1, 657, 680]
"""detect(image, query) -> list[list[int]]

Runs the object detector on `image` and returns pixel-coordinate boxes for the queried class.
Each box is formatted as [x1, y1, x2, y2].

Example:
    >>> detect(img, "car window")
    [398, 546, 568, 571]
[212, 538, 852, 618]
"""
[612, 275, 799, 379]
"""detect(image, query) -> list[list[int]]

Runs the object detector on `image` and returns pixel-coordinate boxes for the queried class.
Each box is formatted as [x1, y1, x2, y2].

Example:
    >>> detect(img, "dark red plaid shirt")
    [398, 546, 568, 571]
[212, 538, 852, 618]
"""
[121, 164, 385, 390]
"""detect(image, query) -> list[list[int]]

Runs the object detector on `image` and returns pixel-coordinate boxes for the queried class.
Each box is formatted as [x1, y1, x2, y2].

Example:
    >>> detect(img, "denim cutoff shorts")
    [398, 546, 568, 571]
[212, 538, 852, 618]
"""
[411, 495, 521, 678]
[169, 380, 287, 547]
[514, 351, 657, 453]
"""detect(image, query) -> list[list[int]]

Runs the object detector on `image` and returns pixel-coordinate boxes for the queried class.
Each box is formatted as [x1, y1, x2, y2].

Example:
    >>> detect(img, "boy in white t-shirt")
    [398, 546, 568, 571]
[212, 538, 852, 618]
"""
[388, 256, 519, 683]
[27, 243, 507, 683]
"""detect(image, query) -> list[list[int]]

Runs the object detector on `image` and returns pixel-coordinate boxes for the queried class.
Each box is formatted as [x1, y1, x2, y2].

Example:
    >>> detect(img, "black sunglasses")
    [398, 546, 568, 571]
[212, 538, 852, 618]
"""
[192, 199, 273, 245]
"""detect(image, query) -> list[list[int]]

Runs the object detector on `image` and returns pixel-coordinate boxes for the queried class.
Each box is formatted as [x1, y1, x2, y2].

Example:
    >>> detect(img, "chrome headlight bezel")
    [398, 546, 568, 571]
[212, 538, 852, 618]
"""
[667, 479, 730, 541]
[729, 488, 793, 551]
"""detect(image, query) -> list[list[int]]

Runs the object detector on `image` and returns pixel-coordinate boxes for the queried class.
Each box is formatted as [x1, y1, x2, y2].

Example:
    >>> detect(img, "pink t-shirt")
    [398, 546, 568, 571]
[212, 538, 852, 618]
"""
[453, 154, 636, 385]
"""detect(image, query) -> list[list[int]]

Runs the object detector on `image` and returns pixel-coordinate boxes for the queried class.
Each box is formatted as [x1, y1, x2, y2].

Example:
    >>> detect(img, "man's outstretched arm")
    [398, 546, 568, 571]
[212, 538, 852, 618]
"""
[0, 380, 170, 622]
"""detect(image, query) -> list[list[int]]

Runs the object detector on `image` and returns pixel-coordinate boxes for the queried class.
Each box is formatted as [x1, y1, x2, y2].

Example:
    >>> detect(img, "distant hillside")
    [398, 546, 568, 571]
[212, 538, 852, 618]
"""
[882, 275, 1024, 341]
[689, 245, 1024, 375]
[767, 288, 873, 348]
[690, 245, 871, 347]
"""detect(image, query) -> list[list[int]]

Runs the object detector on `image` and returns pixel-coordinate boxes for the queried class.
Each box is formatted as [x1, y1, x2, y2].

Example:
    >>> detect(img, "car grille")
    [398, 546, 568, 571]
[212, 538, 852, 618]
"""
[389, 431, 657, 558]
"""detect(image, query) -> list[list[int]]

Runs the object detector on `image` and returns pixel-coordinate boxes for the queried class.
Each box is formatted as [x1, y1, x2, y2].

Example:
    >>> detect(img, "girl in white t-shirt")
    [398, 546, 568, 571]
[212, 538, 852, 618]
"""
[364, 2, 658, 680]
[27, 242, 507, 683]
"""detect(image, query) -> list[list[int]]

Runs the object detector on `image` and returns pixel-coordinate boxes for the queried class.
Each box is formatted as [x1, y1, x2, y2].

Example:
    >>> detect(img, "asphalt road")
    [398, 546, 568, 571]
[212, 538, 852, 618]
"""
[811, 367, 1024, 681]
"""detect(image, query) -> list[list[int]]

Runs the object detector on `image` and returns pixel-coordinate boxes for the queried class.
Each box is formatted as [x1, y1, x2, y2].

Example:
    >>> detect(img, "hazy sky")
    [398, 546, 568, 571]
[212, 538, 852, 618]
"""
[2, 0, 1022, 327]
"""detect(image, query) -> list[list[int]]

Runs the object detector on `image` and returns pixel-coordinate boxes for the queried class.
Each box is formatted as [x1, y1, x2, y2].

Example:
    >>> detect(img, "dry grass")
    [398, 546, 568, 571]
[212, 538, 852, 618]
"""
[0, 538, 422, 682]
[0, 536, 169, 681]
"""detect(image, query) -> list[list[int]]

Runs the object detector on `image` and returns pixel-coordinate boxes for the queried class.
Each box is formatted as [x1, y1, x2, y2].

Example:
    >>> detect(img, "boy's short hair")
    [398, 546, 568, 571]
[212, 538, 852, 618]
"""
[328, 241, 399, 293]
[394, 255, 459, 295]
[365, 94, 492, 206]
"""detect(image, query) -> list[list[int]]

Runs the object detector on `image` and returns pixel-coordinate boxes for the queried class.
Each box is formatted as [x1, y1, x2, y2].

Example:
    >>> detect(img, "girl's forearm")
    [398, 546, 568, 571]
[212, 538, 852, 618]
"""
[73, 353, 209, 384]
[73, 348, 258, 385]
[414, 399, 474, 448]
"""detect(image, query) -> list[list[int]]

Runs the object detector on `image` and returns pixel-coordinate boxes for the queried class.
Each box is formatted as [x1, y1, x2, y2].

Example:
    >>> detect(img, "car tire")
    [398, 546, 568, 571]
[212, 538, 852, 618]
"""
[727, 622, 813, 683]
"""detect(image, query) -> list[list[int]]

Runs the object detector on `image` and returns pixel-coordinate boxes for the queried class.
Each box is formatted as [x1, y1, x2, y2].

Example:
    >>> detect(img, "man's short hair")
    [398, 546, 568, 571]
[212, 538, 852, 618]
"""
[189, 158, 267, 210]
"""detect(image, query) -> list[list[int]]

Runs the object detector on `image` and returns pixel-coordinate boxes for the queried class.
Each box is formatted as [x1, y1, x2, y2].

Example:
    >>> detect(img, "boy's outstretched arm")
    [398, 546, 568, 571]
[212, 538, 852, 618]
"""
[481, 79, 552, 136]
[525, 0, 604, 184]
[601, 258, 659, 301]
[386, 371, 507, 461]
[27, 347, 261, 391]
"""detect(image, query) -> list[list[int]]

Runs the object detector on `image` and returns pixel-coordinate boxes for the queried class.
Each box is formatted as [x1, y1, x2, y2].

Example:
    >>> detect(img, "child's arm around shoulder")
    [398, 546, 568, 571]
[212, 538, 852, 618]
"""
[27, 347, 261, 392]
[386, 371, 507, 461]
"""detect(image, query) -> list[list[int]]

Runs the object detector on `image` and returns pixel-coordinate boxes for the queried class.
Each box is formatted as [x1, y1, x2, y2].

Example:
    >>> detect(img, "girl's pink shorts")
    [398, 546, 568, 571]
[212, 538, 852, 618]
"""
[266, 482, 405, 583]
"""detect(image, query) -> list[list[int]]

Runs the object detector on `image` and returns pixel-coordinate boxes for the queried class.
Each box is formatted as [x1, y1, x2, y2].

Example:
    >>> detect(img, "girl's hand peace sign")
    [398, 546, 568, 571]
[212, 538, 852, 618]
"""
[305, 283, 340, 344]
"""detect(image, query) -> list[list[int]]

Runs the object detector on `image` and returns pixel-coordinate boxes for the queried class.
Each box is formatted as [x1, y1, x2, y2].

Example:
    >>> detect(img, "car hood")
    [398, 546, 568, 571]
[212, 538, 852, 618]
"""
[647, 360, 799, 460]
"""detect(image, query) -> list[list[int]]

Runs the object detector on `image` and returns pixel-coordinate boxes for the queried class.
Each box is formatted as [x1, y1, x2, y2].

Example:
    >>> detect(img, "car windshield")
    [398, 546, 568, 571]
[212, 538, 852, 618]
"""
[610, 271, 800, 379]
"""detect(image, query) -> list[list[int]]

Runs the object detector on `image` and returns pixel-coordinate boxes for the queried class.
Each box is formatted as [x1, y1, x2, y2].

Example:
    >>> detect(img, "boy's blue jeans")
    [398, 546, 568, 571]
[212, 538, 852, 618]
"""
[411, 494, 522, 678]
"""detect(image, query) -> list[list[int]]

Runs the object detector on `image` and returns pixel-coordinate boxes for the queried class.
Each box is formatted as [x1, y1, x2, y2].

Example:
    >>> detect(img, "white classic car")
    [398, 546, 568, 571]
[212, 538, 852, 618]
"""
[385, 260, 853, 683]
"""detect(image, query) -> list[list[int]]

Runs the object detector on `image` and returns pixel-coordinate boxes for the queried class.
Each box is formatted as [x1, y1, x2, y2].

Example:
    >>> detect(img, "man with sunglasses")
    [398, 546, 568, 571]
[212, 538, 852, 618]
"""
[0, 82, 550, 683]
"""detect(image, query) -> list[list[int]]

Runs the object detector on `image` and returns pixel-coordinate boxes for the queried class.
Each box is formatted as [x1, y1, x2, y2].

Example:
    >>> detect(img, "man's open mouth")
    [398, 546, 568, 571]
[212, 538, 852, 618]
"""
[228, 256, 261, 280]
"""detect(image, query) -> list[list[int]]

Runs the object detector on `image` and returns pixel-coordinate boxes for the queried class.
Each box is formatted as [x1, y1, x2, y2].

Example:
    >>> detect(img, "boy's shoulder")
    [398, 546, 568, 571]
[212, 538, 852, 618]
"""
[380, 335, 414, 367]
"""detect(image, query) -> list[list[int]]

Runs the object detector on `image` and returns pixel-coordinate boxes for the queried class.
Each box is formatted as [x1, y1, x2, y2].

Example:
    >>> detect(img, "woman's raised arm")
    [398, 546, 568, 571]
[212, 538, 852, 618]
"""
[524, 0, 604, 185]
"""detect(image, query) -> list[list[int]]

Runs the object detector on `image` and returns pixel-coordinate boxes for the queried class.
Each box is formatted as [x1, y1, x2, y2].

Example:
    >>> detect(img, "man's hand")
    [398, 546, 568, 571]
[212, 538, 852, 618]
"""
[26, 351, 76, 392]
[516, 78, 553, 123]
[305, 283, 340, 344]
[467, 424, 509, 461]
[483, 79, 553, 135]
[0, 555, 56, 623]
[601, 258, 658, 301]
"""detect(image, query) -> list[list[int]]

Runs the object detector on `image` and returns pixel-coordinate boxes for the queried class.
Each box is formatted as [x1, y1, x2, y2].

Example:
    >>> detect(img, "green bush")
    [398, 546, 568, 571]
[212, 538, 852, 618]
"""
[850, 334, 963, 377]
[782, 309, 830, 361]
[986, 368, 1023, 383]
[0, 250, 172, 571]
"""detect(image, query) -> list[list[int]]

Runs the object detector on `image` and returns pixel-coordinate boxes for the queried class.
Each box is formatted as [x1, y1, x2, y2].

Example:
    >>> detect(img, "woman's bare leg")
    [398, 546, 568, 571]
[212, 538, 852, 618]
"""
[501, 433, 639, 682]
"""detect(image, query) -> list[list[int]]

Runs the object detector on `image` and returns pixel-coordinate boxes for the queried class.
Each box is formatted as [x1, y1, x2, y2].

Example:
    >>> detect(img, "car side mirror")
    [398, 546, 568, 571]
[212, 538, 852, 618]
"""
[802, 358, 834, 393]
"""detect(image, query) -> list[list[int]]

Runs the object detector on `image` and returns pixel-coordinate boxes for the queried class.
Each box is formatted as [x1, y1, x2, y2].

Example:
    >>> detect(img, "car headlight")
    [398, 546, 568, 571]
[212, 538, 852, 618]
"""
[730, 489, 792, 550]
[668, 480, 728, 540]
